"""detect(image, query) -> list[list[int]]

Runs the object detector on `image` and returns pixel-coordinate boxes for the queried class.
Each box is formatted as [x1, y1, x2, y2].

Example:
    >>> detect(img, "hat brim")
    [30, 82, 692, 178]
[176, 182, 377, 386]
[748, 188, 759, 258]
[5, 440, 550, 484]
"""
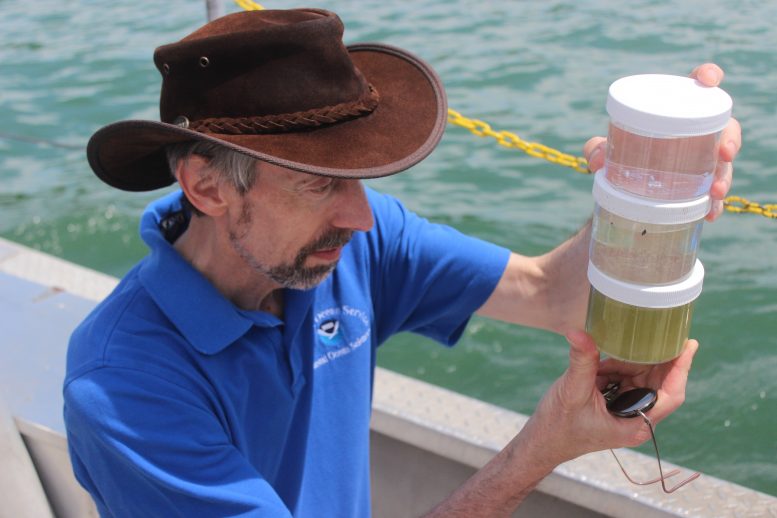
[87, 43, 447, 192]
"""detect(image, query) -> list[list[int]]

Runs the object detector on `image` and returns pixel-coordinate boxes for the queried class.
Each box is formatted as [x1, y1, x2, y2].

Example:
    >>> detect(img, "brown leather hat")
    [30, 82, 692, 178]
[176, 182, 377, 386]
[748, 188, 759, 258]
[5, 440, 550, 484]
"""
[86, 8, 448, 191]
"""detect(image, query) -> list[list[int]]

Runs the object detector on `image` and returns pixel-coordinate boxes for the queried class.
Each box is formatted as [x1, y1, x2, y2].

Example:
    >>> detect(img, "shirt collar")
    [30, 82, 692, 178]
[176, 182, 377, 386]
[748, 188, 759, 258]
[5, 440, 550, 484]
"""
[137, 191, 282, 355]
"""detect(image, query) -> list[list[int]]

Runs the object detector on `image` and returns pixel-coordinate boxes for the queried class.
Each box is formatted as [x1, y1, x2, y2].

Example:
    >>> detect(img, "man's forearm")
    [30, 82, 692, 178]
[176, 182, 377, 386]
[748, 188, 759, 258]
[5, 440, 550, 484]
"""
[477, 219, 592, 334]
[422, 417, 558, 518]
[535, 219, 592, 334]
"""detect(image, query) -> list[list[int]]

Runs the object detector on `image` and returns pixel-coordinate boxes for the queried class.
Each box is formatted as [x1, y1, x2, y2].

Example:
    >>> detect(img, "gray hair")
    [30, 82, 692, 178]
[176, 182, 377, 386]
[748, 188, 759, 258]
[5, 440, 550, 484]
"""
[166, 140, 259, 194]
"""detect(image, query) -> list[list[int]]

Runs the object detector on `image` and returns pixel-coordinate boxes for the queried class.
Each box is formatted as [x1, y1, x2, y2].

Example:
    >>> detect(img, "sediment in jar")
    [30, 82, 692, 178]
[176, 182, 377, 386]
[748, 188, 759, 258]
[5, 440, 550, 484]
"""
[590, 206, 702, 284]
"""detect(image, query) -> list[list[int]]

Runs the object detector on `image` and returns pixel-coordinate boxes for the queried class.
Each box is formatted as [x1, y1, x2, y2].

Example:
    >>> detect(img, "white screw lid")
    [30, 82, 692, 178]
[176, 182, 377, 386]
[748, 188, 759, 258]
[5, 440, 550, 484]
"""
[593, 170, 710, 224]
[588, 259, 705, 308]
[607, 74, 732, 137]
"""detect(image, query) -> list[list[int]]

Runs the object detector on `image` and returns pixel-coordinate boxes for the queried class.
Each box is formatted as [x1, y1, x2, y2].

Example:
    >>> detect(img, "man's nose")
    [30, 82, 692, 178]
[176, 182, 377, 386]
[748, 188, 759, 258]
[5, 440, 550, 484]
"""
[332, 180, 374, 232]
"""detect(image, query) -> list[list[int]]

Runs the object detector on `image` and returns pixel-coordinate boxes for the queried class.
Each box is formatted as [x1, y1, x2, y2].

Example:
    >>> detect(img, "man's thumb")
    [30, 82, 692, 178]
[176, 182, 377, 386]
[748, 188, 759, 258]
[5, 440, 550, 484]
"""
[564, 330, 600, 386]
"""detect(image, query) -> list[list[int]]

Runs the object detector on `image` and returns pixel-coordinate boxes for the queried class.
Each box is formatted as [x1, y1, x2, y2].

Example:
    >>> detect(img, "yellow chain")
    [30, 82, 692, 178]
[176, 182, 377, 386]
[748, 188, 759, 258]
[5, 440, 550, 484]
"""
[234, 1, 772, 219]
[234, 0, 264, 10]
[447, 109, 590, 174]
[722, 196, 777, 219]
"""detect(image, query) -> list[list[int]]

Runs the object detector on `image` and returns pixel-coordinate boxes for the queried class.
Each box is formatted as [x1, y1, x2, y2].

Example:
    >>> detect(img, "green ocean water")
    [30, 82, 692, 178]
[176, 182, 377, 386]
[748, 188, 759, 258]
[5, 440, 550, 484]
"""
[1, 0, 775, 497]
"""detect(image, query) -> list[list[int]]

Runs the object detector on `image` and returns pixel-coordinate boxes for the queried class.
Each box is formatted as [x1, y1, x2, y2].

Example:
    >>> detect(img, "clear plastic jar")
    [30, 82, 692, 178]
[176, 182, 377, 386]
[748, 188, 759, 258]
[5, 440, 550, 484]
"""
[590, 170, 709, 284]
[585, 260, 704, 364]
[605, 74, 732, 201]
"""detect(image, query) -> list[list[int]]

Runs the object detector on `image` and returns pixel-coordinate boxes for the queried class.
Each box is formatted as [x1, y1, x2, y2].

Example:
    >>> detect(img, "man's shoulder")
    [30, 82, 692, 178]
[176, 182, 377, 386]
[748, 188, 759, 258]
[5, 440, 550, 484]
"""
[363, 186, 417, 245]
[365, 186, 406, 217]
[65, 261, 186, 383]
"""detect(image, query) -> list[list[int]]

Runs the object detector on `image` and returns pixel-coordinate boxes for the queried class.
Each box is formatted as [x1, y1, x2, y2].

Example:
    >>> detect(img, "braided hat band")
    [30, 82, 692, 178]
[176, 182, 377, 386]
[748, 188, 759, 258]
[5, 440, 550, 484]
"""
[183, 85, 380, 135]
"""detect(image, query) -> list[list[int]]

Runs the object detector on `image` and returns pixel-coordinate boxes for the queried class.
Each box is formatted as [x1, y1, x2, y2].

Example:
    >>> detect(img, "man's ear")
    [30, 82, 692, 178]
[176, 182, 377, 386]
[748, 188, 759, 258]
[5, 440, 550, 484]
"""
[175, 155, 228, 217]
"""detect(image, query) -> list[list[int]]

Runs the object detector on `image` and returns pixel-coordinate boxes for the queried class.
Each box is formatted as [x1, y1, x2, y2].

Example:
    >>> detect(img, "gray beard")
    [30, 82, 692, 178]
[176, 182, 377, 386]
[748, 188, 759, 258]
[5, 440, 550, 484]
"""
[228, 200, 352, 290]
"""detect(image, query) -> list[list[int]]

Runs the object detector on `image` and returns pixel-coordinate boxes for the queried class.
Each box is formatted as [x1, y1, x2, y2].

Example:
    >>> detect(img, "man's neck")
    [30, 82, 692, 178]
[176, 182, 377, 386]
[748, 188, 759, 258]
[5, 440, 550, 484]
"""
[172, 216, 284, 317]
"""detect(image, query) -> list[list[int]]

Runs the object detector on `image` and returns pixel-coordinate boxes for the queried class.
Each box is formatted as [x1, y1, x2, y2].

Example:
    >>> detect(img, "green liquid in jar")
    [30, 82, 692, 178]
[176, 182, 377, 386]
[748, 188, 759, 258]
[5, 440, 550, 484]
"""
[585, 287, 694, 364]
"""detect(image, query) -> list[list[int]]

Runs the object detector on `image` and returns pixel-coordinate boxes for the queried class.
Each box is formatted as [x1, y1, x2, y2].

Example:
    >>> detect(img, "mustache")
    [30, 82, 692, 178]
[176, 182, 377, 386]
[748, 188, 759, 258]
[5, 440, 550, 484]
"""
[299, 229, 353, 257]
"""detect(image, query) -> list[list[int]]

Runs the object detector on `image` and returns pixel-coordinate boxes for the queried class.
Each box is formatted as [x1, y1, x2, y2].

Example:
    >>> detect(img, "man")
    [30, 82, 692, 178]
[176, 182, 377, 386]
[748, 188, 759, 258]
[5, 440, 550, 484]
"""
[64, 8, 740, 517]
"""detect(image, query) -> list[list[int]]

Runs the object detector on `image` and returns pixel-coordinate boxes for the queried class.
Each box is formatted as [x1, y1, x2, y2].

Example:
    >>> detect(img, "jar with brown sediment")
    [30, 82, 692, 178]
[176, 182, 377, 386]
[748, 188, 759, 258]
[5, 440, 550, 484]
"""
[590, 170, 709, 284]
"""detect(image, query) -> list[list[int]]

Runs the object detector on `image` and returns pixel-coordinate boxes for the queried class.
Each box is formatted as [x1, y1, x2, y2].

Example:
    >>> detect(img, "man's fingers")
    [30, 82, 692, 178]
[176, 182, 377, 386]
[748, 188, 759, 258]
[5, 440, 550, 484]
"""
[690, 63, 724, 86]
[564, 330, 601, 389]
[719, 118, 742, 163]
[583, 137, 607, 172]
[707, 199, 725, 222]
[708, 159, 733, 218]
[712, 160, 733, 198]
[707, 119, 739, 221]
[671, 339, 699, 378]
[647, 340, 699, 422]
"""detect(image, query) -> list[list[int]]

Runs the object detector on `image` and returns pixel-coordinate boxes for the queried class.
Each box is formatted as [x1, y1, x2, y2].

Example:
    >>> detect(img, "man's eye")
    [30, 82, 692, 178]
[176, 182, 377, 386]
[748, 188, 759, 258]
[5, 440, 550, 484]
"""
[309, 180, 334, 194]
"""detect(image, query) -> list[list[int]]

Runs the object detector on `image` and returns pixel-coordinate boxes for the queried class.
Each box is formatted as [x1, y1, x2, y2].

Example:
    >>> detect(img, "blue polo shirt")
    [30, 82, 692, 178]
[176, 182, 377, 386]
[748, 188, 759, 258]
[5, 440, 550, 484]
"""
[64, 188, 510, 517]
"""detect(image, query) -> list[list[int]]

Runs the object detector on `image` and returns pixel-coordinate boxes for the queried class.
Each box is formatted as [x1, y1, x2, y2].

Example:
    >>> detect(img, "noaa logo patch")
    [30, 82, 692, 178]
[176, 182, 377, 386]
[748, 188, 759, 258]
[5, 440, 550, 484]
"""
[313, 305, 371, 370]
[317, 319, 342, 346]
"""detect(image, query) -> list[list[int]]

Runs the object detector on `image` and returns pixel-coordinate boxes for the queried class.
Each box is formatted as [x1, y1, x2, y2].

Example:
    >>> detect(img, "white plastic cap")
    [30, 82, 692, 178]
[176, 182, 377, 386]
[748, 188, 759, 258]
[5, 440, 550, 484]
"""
[588, 259, 705, 308]
[607, 74, 732, 137]
[593, 170, 710, 224]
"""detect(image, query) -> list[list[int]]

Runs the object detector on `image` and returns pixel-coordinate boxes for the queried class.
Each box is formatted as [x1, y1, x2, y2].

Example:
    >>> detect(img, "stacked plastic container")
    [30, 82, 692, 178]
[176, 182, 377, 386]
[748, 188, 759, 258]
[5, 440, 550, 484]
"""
[585, 74, 732, 364]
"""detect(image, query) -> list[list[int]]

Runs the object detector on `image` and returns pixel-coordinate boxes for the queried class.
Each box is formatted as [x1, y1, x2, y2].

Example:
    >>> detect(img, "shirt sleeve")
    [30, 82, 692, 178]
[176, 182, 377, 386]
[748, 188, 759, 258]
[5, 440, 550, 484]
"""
[366, 189, 511, 346]
[64, 367, 293, 518]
